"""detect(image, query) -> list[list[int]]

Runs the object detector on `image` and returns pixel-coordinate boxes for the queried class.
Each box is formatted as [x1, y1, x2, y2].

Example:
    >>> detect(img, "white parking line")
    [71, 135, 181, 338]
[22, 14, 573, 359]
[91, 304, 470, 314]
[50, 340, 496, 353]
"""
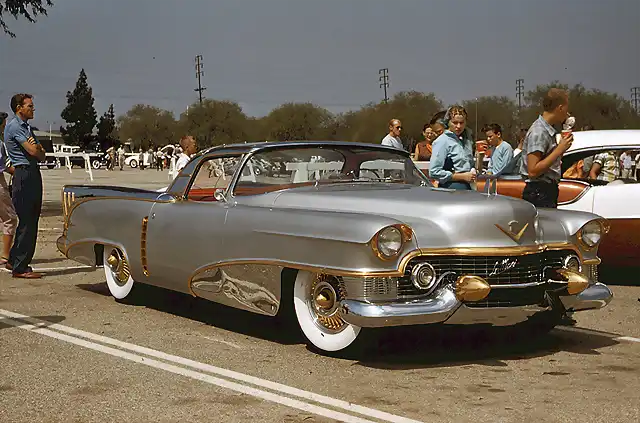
[202, 335, 244, 349]
[614, 336, 640, 343]
[0, 309, 423, 423]
[557, 326, 640, 344]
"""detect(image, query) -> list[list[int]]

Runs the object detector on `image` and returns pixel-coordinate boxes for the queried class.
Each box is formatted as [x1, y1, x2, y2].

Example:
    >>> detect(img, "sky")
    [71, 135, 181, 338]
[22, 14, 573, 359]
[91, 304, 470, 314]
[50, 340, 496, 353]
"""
[0, 0, 638, 130]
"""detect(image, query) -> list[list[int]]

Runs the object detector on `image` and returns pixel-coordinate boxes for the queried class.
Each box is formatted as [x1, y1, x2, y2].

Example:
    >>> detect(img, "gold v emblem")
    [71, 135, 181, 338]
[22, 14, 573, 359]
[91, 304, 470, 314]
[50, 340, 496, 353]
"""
[495, 221, 529, 243]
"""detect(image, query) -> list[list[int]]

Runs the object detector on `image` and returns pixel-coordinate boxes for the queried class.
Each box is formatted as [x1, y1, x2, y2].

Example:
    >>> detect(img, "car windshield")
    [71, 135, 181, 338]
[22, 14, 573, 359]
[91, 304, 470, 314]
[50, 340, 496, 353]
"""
[233, 145, 431, 195]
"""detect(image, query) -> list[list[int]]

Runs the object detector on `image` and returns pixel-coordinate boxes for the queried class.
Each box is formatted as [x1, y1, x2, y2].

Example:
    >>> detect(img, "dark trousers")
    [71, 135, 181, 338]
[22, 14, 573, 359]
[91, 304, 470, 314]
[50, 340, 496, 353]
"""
[522, 180, 559, 208]
[9, 165, 42, 273]
[439, 181, 471, 190]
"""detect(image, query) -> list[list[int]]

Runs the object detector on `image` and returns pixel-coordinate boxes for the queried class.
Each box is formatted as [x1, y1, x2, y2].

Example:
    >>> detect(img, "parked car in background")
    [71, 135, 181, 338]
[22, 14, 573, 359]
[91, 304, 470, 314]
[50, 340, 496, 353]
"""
[57, 141, 612, 354]
[476, 129, 640, 267]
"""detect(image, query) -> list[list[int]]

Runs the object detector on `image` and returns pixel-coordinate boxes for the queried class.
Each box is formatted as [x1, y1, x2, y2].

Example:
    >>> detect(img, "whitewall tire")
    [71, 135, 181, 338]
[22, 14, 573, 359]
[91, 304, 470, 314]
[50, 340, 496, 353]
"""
[293, 270, 362, 352]
[103, 247, 135, 300]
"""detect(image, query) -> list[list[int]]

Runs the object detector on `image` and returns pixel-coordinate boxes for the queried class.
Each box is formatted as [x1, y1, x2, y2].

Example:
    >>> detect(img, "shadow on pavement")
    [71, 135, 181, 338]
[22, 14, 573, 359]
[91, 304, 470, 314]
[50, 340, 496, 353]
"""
[352, 323, 620, 370]
[599, 265, 640, 287]
[43, 267, 96, 277]
[76, 282, 302, 345]
[0, 314, 66, 331]
[32, 257, 68, 265]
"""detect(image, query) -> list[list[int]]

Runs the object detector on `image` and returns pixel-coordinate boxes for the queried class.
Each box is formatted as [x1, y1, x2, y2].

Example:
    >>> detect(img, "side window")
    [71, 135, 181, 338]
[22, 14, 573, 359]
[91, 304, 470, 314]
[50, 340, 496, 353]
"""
[187, 155, 242, 202]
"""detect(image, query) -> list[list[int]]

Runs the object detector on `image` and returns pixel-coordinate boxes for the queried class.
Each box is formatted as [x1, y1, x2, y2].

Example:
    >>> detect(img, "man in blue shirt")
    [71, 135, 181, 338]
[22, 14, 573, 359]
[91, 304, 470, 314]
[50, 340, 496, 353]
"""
[3, 93, 46, 278]
[0, 112, 18, 268]
[484, 123, 515, 175]
[519, 88, 573, 208]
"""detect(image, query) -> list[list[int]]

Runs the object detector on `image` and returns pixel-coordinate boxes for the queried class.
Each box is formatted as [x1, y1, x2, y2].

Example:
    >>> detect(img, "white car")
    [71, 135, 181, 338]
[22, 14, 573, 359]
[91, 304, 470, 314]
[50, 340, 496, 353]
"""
[478, 129, 640, 267]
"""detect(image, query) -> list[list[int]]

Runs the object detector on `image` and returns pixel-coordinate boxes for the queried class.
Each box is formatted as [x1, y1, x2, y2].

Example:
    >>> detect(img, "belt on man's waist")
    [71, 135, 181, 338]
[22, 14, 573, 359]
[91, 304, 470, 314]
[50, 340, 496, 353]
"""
[14, 164, 38, 169]
[524, 179, 559, 185]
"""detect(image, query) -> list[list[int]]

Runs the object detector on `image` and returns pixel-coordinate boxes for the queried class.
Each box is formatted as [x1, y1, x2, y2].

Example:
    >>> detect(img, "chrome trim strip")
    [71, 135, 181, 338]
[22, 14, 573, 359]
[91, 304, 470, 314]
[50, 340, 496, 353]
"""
[340, 282, 613, 328]
[489, 281, 547, 289]
[559, 283, 613, 312]
[340, 287, 460, 328]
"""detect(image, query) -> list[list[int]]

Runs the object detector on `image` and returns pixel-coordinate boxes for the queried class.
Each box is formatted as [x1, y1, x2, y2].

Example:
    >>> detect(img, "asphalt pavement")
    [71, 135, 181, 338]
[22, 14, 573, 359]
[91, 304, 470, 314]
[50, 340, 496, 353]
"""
[1, 167, 639, 423]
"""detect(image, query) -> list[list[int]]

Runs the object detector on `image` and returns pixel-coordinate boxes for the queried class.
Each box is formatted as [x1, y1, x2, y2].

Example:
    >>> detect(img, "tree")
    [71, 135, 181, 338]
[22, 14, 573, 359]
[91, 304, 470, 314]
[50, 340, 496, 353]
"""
[462, 96, 519, 144]
[60, 68, 97, 146]
[97, 104, 116, 142]
[333, 91, 443, 149]
[260, 102, 335, 141]
[177, 99, 251, 147]
[522, 82, 640, 130]
[0, 0, 52, 37]
[117, 104, 177, 149]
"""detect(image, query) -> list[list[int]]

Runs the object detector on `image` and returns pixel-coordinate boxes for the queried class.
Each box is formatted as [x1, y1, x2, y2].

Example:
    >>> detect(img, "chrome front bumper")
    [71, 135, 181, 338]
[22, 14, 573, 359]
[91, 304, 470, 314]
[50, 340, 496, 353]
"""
[339, 283, 613, 328]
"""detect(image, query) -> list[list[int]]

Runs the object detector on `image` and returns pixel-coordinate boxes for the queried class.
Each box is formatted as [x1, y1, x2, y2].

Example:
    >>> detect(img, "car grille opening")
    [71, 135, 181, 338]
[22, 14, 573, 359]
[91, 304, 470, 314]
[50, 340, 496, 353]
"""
[341, 250, 588, 304]
[400, 250, 573, 298]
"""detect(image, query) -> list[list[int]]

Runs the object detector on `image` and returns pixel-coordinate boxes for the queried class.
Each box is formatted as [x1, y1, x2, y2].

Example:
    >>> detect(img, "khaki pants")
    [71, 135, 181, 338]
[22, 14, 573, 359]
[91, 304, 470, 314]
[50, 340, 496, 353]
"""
[0, 174, 17, 236]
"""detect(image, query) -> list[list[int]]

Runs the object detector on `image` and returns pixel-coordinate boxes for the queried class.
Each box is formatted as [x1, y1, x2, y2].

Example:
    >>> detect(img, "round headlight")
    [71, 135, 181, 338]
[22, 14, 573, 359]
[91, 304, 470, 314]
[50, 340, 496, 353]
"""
[377, 226, 403, 257]
[579, 221, 603, 248]
[562, 254, 582, 273]
[411, 263, 438, 292]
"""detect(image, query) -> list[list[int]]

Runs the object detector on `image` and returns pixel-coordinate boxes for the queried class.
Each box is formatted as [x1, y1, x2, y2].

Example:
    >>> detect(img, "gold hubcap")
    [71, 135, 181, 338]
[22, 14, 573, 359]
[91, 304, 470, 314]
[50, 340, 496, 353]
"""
[107, 249, 130, 286]
[315, 289, 334, 309]
[310, 275, 347, 333]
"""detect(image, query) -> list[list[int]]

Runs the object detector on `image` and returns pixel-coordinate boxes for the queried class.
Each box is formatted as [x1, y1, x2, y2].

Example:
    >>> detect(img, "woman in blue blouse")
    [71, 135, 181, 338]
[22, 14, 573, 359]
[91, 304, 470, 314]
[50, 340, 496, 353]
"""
[428, 106, 476, 190]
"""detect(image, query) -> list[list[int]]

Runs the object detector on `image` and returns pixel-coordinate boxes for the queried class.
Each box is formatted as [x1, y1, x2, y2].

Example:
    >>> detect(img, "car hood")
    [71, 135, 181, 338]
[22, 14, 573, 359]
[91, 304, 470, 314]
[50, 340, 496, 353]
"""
[271, 184, 551, 249]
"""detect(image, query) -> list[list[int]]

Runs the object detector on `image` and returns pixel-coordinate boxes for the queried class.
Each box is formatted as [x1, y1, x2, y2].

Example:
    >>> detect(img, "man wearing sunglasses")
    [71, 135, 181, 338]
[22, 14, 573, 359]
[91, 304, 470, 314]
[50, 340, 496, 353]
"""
[381, 118, 405, 151]
[3, 93, 46, 279]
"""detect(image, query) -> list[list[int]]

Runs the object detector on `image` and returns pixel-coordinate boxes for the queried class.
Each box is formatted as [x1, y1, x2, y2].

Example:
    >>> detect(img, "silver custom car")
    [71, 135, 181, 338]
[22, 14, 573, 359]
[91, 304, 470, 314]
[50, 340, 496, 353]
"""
[58, 141, 613, 354]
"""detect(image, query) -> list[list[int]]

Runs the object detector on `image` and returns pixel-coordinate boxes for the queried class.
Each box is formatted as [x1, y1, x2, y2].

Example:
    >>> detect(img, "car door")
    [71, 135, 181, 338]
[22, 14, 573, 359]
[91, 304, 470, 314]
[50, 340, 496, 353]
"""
[143, 154, 244, 293]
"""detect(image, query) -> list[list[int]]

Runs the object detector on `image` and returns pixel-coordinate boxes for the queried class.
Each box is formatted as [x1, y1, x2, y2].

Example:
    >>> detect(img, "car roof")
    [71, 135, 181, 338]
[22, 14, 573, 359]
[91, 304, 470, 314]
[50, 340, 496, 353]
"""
[567, 130, 640, 155]
[200, 140, 409, 156]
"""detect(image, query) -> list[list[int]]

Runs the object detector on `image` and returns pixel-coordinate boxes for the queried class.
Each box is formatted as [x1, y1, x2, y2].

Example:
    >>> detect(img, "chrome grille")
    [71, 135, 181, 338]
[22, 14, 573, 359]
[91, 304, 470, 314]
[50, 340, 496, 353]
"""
[342, 250, 584, 302]
[399, 250, 573, 298]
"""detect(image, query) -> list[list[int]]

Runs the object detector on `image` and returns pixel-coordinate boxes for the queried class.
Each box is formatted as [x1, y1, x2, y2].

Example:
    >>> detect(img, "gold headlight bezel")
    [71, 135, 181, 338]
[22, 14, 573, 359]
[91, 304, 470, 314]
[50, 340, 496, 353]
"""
[369, 224, 413, 260]
[577, 219, 609, 251]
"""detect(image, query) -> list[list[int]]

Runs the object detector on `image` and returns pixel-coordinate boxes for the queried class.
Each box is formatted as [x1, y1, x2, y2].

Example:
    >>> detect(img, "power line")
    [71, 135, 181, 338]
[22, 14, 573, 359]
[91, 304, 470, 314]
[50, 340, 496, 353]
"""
[194, 54, 207, 105]
[378, 68, 389, 104]
[632, 87, 640, 113]
[516, 78, 525, 109]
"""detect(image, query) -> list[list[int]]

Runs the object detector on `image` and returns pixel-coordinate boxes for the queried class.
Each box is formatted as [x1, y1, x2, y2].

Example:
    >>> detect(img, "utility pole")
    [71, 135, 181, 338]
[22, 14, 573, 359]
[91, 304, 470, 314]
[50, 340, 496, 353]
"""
[632, 87, 640, 113]
[379, 68, 389, 104]
[516, 78, 525, 109]
[194, 54, 207, 105]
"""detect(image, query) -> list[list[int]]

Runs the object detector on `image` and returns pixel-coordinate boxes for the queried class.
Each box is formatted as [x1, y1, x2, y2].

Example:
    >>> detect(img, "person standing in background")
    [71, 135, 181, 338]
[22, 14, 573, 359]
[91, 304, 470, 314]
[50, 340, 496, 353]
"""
[484, 123, 514, 175]
[0, 111, 18, 267]
[429, 105, 476, 190]
[117, 144, 125, 170]
[414, 124, 435, 161]
[381, 119, 405, 151]
[3, 93, 46, 279]
[175, 135, 198, 174]
[519, 88, 573, 208]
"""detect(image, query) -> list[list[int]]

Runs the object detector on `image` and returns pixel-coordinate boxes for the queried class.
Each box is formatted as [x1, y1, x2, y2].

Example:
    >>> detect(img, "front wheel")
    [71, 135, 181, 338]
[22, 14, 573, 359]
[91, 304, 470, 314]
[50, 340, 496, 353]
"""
[103, 247, 135, 300]
[129, 159, 138, 169]
[92, 160, 102, 169]
[293, 270, 362, 353]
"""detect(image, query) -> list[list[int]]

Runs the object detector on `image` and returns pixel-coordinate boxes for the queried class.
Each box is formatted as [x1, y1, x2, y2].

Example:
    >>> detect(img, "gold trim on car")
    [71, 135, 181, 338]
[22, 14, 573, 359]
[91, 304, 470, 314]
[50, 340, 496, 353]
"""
[141, 216, 149, 276]
[186, 242, 587, 296]
[369, 224, 414, 261]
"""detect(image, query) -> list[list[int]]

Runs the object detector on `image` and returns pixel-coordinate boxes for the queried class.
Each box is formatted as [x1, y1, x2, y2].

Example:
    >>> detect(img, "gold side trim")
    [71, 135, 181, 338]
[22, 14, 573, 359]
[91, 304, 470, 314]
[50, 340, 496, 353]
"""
[141, 216, 149, 276]
[186, 242, 586, 297]
[583, 258, 601, 265]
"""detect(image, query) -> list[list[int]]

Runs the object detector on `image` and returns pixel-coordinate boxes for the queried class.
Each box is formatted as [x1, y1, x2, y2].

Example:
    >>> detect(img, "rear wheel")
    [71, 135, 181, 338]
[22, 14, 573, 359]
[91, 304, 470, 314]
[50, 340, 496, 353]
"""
[103, 247, 135, 299]
[293, 270, 363, 353]
[129, 159, 138, 169]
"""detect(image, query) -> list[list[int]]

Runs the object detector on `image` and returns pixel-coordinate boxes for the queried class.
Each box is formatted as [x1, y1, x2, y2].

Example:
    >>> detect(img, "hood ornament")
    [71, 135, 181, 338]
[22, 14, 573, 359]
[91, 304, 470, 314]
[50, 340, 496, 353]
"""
[495, 220, 529, 243]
